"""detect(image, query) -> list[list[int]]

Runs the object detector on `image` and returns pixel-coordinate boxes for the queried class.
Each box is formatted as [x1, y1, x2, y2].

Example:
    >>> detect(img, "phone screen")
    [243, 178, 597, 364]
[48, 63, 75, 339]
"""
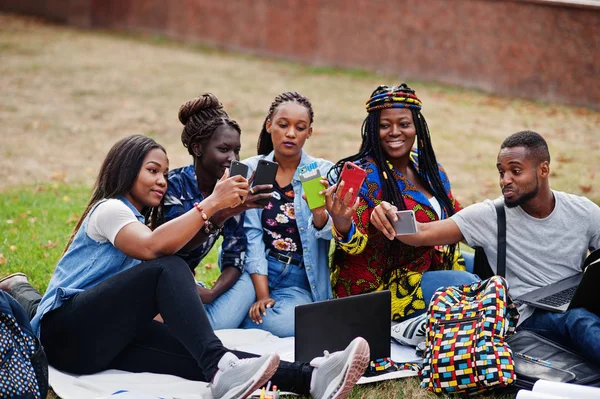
[391, 210, 418, 235]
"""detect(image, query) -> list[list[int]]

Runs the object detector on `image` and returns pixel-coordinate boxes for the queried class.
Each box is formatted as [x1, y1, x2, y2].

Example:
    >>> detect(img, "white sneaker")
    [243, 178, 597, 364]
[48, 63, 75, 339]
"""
[391, 313, 428, 347]
[309, 337, 370, 399]
[210, 352, 280, 399]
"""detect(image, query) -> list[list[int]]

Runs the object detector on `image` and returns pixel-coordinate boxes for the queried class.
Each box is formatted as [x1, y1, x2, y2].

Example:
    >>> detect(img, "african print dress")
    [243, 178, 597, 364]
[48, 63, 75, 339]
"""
[331, 151, 464, 320]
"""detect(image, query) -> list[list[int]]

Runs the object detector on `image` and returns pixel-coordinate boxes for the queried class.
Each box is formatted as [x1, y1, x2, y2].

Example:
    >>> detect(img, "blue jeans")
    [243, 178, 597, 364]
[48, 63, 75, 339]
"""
[519, 307, 600, 366]
[420, 270, 480, 309]
[204, 271, 256, 330]
[241, 253, 313, 337]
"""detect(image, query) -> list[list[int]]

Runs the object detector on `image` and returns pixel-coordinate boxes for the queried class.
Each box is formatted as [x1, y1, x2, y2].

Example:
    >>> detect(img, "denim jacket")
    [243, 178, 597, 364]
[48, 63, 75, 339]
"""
[31, 197, 143, 336]
[243, 151, 334, 302]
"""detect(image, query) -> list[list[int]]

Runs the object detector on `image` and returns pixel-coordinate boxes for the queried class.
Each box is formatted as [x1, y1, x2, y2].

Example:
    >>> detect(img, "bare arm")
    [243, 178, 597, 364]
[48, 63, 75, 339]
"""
[197, 267, 241, 304]
[115, 172, 249, 260]
[371, 200, 464, 246]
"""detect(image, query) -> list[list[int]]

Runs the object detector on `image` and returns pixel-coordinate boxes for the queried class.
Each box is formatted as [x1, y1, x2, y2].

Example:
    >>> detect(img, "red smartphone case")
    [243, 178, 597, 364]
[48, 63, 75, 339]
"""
[336, 162, 367, 205]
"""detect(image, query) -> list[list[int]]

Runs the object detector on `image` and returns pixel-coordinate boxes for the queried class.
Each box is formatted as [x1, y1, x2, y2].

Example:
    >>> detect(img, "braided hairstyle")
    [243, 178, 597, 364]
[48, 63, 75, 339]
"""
[257, 92, 314, 155]
[179, 93, 241, 156]
[330, 83, 457, 275]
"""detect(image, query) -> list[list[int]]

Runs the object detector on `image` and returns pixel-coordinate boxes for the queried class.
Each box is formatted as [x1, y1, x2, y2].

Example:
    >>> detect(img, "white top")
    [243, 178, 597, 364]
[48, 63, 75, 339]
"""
[86, 199, 139, 244]
[428, 196, 442, 219]
[451, 190, 600, 323]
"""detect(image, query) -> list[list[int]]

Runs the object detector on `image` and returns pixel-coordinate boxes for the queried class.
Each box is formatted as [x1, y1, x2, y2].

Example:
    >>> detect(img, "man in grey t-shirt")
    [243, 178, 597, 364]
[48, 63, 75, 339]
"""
[370, 130, 600, 365]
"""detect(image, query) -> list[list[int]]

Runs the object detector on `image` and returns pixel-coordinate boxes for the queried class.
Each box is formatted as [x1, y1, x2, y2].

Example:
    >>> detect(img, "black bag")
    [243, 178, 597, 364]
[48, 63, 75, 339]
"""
[507, 330, 600, 389]
[471, 199, 600, 389]
[0, 291, 48, 399]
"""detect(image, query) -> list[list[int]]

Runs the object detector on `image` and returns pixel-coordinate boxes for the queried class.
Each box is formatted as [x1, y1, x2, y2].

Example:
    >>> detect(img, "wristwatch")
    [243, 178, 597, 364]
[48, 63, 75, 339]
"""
[204, 218, 224, 235]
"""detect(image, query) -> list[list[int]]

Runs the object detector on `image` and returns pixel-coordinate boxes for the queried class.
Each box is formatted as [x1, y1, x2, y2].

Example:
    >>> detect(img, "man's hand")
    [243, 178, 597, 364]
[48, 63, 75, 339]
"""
[248, 297, 276, 324]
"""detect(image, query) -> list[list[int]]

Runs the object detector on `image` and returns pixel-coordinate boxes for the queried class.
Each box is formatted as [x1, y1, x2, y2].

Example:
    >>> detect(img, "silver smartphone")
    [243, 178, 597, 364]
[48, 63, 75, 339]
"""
[390, 209, 418, 235]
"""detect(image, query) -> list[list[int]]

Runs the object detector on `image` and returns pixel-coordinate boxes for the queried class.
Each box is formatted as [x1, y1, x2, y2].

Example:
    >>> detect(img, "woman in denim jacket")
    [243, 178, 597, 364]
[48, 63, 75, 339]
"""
[241, 92, 333, 338]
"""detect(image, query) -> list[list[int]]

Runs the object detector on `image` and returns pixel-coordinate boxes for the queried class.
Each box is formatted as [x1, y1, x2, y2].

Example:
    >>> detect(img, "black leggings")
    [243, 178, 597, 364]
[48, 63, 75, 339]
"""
[40, 256, 312, 394]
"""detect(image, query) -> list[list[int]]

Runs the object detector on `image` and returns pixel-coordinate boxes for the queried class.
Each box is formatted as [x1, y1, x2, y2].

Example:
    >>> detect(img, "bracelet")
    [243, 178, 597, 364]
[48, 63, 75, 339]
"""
[193, 202, 209, 221]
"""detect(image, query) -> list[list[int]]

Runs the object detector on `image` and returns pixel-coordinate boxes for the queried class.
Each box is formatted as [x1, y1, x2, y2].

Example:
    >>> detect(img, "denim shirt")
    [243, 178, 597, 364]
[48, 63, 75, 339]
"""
[163, 164, 246, 272]
[31, 197, 144, 336]
[243, 151, 334, 302]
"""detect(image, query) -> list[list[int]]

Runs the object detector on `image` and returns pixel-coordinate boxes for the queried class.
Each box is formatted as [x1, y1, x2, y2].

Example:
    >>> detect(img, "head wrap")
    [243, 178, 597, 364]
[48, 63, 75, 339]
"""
[365, 84, 422, 113]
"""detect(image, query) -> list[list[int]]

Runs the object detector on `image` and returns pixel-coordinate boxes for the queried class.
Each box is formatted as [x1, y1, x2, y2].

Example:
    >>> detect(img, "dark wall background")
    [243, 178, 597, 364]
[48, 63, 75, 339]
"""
[3, 0, 598, 107]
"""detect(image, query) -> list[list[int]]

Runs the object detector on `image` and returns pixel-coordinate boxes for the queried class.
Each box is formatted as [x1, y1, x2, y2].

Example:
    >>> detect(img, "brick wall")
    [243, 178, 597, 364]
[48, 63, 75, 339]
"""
[3, 0, 598, 107]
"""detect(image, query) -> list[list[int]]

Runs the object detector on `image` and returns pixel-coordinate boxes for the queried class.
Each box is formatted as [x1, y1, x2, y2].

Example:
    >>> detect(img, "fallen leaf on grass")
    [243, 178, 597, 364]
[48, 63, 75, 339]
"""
[63, 195, 71, 202]
[6, 219, 14, 224]
[28, 217, 37, 224]
[51, 171, 66, 182]
[0, 254, 6, 265]
[9, 245, 17, 251]
[580, 185, 592, 193]
[204, 263, 215, 270]
[43, 252, 49, 258]
[41, 240, 57, 249]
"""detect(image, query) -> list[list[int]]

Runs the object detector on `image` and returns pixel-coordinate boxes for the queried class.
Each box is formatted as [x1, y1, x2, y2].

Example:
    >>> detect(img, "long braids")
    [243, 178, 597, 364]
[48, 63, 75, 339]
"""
[330, 84, 457, 276]
[257, 91, 314, 155]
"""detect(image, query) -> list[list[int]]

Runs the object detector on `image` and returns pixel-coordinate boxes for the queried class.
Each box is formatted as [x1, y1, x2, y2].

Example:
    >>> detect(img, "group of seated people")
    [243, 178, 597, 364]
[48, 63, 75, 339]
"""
[1, 84, 599, 399]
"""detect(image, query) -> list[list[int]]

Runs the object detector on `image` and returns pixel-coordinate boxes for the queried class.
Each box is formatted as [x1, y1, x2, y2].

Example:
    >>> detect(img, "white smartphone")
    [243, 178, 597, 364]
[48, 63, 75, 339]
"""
[390, 209, 418, 235]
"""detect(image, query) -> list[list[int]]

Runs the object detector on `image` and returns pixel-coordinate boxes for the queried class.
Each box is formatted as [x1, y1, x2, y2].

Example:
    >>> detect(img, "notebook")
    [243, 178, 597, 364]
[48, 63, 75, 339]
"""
[294, 291, 391, 363]
[517, 248, 600, 316]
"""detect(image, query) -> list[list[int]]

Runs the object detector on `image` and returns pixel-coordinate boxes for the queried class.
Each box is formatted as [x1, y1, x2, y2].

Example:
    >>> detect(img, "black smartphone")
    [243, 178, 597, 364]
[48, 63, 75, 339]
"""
[230, 160, 249, 178]
[252, 159, 279, 206]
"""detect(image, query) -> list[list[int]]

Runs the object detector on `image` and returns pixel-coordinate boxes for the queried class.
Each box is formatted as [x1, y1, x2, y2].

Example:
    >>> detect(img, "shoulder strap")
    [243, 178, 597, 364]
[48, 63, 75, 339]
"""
[494, 198, 506, 278]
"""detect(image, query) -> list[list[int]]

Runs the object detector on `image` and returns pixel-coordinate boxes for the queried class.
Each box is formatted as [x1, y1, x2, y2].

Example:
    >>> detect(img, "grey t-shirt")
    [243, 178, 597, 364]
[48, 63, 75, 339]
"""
[451, 190, 600, 323]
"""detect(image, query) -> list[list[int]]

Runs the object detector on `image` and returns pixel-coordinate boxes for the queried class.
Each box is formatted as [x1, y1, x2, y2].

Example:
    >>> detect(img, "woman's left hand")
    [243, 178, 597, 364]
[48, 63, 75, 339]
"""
[302, 178, 330, 229]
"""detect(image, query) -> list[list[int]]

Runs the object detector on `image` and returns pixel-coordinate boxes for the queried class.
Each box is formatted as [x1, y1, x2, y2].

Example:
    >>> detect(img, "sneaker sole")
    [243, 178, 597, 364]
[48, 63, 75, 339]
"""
[225, 354, 280, 399]
[330, 338, 370, 399]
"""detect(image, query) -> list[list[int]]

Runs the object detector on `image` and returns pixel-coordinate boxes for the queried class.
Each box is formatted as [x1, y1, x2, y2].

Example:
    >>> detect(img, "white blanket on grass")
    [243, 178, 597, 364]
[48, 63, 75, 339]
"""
[50, 329, 419, 399]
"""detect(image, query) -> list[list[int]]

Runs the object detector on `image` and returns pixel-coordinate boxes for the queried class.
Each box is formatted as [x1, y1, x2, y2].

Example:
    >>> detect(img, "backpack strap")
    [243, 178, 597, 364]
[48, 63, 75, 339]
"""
[494, 198, 506, 278]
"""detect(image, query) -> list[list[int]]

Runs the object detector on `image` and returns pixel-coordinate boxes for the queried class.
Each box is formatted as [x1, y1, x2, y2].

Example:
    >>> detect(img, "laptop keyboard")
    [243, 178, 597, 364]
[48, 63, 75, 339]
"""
[538, 286, 577, 307]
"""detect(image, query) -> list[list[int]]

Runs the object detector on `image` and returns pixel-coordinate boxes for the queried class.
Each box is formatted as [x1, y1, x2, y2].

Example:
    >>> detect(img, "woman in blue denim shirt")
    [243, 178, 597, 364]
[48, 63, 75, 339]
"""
[29, 135, 370, 399]
[241, 92, 334, 338]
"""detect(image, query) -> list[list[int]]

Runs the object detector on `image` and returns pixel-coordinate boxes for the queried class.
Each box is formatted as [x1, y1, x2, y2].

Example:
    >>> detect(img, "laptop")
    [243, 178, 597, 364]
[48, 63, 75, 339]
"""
[517, 248, 600, 316]
[294, 290, 391, 363]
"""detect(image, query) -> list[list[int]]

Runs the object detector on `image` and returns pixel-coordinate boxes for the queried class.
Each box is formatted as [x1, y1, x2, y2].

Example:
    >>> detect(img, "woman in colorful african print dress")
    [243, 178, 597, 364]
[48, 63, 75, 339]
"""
[241, 92, 333, 337]
[326, 84, 478, 321]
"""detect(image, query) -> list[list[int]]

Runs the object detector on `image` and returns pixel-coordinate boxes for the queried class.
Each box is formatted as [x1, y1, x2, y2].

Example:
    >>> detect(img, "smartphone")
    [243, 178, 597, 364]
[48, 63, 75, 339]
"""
[389, 209, 418, 235]
[298, 162, 326, 210]
[336, 162, 367, 205]
[229, 160, 249, 178]
[252, 159, 279, 206]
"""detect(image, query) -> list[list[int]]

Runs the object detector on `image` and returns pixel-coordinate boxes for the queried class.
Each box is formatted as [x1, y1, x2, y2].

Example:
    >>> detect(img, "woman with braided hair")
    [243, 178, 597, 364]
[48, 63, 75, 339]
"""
[241, 92, 334, 337]
[162, 93, 273, 329]
[326, 84, 478, 327]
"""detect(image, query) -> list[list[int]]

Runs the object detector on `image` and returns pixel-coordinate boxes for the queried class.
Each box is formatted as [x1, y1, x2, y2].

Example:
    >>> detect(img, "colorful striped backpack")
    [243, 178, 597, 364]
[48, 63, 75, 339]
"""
[419, 276, 519, 395]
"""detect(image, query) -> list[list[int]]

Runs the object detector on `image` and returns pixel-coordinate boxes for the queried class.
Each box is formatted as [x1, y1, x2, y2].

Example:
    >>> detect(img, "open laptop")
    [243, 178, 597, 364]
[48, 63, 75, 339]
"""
[294, 290, 391, 363]
[517, 248, 600, 316]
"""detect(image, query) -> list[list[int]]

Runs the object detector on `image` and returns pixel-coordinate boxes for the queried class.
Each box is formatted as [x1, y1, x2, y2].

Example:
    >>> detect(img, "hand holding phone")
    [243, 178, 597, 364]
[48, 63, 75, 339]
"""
[298, 162, 326, 209]
[336, 162, 367, 205]
[388, 209, 418, 235]
[251, 159, 279, 207]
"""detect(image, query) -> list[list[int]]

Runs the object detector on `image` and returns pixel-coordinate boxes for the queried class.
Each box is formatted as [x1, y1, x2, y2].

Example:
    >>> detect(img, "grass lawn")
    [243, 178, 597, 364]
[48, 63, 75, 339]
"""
[1, 12, 598, 399]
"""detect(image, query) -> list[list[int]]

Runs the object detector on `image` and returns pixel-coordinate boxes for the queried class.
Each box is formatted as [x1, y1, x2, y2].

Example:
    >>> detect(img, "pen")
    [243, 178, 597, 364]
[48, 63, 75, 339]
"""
[260, 387, 265, 399]
[266, 380, 272, 392]
[516, 352, 553, 367]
